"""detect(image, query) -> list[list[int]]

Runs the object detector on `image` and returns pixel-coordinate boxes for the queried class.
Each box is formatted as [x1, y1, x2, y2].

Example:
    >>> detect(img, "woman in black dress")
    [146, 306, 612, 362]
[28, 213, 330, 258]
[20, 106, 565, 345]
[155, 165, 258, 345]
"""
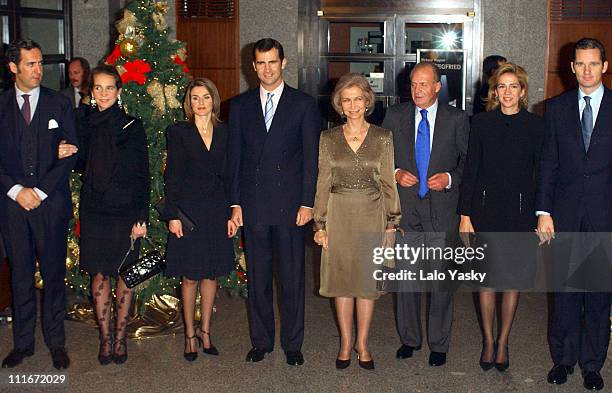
[59, 65, 150, 365]
[458, 63, 543, 372]
[163, 78, 235, 361]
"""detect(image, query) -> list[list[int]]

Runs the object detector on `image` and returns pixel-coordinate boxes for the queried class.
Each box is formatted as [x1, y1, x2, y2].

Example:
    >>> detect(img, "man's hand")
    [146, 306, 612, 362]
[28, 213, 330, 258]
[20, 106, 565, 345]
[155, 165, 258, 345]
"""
[16, 188, 41, 211]
[169, 219, 183, 238]
[395, 169, 418, 187]
[536, 215, 555, 246]
[231, 206, 243, 227]
[296, 207, 313, 226]
[428, 173, 449, 191]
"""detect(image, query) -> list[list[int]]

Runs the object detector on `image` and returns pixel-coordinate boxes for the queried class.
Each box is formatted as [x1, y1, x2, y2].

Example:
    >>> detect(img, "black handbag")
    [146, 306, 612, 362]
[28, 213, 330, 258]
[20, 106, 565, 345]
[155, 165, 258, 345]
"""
[118, 236, 165, 289]
[154, 197, 196, 234]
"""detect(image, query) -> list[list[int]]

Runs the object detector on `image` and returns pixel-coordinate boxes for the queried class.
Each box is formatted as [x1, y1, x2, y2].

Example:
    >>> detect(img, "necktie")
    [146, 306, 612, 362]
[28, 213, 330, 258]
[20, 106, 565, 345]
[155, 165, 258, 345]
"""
[21, 94, 31, 125]
[581, 96, 593, 152]
[264, 92, 274, 131]
[415, 109, 430, 198]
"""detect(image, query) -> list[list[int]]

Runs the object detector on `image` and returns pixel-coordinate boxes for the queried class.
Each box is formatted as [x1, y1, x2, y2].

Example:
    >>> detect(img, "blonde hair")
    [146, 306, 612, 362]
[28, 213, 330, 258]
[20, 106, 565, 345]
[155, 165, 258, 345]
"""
[486, 62, 529, 111]
[331, 73, 376, 117]
[183, 77, 221, 125]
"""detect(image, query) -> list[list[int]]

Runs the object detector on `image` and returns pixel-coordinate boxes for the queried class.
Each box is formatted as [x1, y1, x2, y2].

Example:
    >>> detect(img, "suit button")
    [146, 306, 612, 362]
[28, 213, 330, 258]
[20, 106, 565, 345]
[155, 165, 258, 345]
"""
[277, 165, 281, 171]
[29, 172, 34, 176]
[583, 174, 589, 179]
[280, 208, 284, 213]
[277, 182, 281, 186]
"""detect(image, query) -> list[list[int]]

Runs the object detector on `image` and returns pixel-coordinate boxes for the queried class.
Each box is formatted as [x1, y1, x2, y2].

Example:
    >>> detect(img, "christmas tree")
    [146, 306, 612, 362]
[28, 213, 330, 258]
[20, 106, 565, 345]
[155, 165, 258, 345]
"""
[65, 0, 247, 308]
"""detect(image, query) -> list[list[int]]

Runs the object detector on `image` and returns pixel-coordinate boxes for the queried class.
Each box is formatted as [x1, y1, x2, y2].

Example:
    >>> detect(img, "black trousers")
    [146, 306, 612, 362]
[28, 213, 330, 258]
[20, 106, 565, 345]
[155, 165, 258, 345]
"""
[549, 208, 611, 372]
[0, 203, 68, 351]
[243, 224, 305, 352]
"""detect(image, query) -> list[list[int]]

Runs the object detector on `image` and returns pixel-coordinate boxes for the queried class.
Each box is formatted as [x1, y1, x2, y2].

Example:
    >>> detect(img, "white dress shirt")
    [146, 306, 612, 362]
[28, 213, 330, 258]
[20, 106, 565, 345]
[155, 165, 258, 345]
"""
[259, 82, 284, 120]
[409, 99, 451, 188]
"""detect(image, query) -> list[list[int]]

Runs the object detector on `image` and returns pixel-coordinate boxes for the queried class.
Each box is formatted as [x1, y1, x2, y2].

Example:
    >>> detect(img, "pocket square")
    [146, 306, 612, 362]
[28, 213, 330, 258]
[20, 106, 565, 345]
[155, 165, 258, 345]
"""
[48, 119, 59, 129]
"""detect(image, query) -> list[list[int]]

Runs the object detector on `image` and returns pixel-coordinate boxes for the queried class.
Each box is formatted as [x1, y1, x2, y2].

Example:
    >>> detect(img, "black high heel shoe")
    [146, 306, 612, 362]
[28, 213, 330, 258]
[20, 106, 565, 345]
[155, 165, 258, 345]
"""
[184, 335, 198, 362]
[196, 328, 219, 356]
[113, 337, 128, 365]
[354, 348, 374, 370]
[494, 344, 509, 372]
[479, 342, 495, 371]
[98, 334, 113, 366]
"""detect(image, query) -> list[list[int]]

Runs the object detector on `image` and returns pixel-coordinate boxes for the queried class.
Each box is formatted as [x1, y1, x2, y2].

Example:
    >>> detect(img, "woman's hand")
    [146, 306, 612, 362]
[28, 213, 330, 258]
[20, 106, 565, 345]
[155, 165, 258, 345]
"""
[131, 222, 147, 239]
[227, 220, 238, 238]
[459, 215, 475, 247]
[168, 219, 183, 238]
[58, 140, 78, 159]
[383, 228, 396, 248]
[314, 230, 328, 250]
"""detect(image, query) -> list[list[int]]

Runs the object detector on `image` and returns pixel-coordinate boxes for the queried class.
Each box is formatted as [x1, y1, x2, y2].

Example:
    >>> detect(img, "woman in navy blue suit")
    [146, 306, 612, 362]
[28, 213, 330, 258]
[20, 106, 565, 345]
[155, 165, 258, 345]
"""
[459, 63, 543, 372]
[162, 78, 236, 361]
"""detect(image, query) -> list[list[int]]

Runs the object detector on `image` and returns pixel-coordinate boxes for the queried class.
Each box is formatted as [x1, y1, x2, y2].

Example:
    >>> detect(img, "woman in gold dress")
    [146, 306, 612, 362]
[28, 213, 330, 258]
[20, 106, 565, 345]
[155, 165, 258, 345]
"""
[313, 73, 401, 370]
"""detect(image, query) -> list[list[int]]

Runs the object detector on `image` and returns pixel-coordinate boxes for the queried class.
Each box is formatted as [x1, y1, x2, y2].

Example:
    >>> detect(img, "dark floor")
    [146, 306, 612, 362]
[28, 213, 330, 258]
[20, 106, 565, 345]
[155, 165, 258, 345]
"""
[0, 259, 611, 393]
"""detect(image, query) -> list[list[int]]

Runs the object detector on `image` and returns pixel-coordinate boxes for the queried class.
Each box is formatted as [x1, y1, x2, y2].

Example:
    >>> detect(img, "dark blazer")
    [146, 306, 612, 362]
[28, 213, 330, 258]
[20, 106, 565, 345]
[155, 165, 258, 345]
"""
[459, 108, 544, 231]
[0, 86, 78, 220]
[164, 121, 228, 219]
[536, 87, 612, 232]
[78, 113, 150, 222]
[382, 101, 469, 231]
[226, 84, 321, 226]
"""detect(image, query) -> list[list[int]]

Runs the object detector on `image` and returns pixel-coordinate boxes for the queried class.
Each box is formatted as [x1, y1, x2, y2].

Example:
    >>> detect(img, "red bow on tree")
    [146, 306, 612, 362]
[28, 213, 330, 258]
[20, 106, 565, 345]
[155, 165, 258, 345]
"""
[172, 55, 189, 73]
[106, 45, 122, 65]
[121, 59, 152, 85]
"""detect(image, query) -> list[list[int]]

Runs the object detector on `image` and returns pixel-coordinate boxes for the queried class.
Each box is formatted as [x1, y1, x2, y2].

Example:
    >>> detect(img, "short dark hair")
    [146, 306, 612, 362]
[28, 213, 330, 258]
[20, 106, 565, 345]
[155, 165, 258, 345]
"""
[573, 37, 606, 62]
[69, 57, 91, 88]
[410, 61, 441, 83]
[6, 39, 42, 66]
[90, 64, 122, 90]
[252, 38, 284, 61]
[482, 55, 507, 78]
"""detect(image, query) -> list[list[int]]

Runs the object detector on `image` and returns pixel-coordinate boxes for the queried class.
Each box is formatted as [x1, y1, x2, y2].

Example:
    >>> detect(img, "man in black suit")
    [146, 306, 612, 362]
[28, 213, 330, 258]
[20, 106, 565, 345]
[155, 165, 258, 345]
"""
[537, 37, 612, 391]
[382, 61, 469, 367]
[0, 39, 77, 369]
[227, 38, 320, 366]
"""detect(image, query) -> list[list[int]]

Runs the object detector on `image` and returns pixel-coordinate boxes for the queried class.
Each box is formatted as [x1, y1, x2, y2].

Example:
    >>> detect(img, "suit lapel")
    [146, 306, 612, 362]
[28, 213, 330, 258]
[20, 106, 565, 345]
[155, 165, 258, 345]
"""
[567, 91, 585, 153]
[2, 89, 19, 145]
[591, 87, 612, 142]
[428, 103, 445, 176]
[266, 86, 292, 136]
[398, 102, 416, 173]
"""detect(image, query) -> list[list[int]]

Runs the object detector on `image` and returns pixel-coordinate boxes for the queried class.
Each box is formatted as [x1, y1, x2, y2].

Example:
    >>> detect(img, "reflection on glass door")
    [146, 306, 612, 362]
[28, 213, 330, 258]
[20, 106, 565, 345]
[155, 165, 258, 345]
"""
[405, 23, 463, 53]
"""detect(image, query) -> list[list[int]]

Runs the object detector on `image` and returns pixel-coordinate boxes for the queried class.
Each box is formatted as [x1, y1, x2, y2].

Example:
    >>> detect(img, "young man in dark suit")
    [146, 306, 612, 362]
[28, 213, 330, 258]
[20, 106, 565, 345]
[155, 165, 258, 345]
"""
[0, 39, 78, 370]
[382, 61, 469, 367]
[227, 38, 320, 366]
[537, 37, 612, 391]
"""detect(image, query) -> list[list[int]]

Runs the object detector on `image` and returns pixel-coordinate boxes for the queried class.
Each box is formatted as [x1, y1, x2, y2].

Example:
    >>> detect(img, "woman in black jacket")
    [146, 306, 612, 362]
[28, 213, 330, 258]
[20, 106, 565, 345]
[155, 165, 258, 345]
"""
[162, 78, 235, 361]
[458, 63, 543, 372]
[59, 65, 149, 366]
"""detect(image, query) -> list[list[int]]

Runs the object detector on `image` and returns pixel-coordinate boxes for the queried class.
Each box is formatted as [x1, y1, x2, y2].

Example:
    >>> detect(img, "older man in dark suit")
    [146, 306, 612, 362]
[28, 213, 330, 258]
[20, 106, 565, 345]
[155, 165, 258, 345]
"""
[382, 61, 469, 367]
[537, 37, 612, 391]
[0, 39, 77, 369]
[227, 38, 320, 366]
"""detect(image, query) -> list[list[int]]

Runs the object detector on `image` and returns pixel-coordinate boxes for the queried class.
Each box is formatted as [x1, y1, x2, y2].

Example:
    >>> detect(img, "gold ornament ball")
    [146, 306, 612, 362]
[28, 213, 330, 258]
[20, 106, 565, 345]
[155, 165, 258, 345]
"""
[120, 38, 138, 57]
